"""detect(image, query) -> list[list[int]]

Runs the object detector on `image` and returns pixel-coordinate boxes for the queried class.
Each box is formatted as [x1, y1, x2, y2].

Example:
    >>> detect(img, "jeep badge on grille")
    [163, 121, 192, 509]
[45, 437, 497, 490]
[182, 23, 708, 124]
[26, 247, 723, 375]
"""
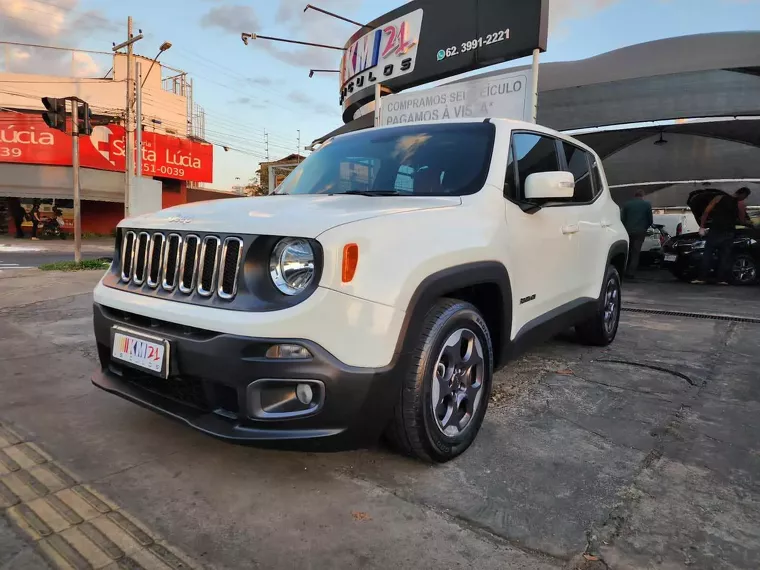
[167, 216, 192, 224]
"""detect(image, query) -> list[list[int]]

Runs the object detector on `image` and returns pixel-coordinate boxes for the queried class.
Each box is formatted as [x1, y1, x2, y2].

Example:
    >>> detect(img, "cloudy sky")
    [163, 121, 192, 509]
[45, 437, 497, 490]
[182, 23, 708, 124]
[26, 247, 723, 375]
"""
[1, 0, 758, 189]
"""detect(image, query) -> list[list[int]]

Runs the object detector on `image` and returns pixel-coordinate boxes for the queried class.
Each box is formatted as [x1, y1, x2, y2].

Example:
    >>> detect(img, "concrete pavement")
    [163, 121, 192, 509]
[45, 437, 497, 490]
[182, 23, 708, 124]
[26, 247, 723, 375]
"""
[1, 270, 759, 569]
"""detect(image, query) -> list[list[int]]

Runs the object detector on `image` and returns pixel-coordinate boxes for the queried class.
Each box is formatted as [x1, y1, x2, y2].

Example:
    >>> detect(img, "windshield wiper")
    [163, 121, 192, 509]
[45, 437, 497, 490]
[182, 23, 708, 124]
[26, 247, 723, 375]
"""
[336, 190, 401, 197]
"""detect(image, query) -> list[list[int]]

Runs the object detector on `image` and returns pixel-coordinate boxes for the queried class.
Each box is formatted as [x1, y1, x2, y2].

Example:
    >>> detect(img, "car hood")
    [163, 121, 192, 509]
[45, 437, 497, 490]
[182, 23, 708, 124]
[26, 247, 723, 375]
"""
[687, 188, 729, 222]
[121, 195, 462, 237]
[669, 228, 756, 245]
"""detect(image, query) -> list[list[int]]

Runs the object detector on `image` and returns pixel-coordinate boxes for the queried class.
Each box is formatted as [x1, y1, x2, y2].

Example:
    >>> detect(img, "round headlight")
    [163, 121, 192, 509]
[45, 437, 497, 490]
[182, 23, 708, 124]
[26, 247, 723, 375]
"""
[269, 238, 315, 295]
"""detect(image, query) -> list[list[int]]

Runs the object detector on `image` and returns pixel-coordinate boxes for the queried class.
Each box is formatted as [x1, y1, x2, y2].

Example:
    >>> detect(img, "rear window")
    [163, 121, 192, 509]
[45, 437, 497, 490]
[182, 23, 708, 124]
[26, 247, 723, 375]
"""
[276, 123, 496, 196]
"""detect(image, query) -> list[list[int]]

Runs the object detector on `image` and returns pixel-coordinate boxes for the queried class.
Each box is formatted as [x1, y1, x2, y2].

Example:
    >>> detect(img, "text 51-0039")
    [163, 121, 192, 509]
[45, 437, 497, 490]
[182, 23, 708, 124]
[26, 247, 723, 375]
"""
[437, 29, 511, 61]
[142, 163, 186, 178]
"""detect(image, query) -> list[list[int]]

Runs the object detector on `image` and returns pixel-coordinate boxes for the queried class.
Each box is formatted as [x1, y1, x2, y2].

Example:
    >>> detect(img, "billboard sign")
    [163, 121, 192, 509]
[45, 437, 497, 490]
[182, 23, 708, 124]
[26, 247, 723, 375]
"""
[380, 69, 533, 126]
[340, 9, 423, 98]
[0, 112, 213, 183]
[340, 0, 549, 122]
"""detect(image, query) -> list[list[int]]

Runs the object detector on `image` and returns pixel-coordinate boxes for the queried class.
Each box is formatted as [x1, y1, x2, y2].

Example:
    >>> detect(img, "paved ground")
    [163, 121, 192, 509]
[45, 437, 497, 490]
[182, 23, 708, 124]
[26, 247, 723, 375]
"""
[0, 268, 758, 569]
[626, 267, 760, 318]
[0, 237, 113, 270]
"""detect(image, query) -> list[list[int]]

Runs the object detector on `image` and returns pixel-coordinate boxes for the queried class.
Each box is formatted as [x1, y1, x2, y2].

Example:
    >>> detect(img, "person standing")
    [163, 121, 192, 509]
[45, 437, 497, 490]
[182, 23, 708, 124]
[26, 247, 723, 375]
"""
[620, 189, 653, 279]
[9, 198, 26, 239]
[30, 202, 41, 241]
[692, 187, 750, 285]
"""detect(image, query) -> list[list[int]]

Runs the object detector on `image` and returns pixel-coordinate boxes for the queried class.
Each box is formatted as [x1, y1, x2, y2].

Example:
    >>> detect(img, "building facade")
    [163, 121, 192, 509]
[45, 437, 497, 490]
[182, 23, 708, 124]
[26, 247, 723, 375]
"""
[0, 53, 214, 235]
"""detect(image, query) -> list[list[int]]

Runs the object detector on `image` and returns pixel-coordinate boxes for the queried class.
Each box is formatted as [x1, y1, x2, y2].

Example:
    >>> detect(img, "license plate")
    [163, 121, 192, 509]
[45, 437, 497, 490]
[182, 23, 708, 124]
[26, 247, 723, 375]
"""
[111, 327, 169, 378]
[664, 254, 677, 262]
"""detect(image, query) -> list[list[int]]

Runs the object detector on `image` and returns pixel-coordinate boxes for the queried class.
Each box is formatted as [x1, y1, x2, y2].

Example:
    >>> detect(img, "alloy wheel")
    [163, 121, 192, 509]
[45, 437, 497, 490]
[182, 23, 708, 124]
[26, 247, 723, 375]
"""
[603, 277, 620, 335]
[732, 257, 757, 284]
[430, 328, 485, 437]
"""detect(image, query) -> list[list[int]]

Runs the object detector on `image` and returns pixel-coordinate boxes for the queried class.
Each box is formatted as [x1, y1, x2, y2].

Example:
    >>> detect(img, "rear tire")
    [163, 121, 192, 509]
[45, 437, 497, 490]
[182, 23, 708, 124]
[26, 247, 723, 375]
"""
[576, 265, 621, 346]
[385, 299, 493, 463]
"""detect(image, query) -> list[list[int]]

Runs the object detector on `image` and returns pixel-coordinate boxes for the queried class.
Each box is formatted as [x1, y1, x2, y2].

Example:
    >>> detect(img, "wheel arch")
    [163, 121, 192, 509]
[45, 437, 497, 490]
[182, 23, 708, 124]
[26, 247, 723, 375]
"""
[396, 262, 513, 369]
[608, 239, 629, 284]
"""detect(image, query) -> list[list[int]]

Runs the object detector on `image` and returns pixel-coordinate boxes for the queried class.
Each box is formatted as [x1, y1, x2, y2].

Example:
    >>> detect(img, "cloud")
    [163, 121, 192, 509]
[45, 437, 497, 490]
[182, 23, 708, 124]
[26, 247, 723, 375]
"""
[70, 9, 120, 34]
[247, 77, 272, 86]
[287, 91, 340, 117]
[0, 0, 112, 76]
[71, 51, 100, 77]
[201, 4, 259, 33]
[287, 91, 312, 105]
[230, 96, 268, 109]
[202, 0, 359, 70]
[549, 0, 621, 34]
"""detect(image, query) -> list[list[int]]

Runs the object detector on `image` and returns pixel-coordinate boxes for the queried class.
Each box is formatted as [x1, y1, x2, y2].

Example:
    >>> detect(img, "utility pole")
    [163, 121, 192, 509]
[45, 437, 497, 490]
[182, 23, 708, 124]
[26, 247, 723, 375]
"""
[112, 17, 143, 217]
[125, 17, 134, 215]
[264, 130, 269, 161]
[71, 100, 81, 263]
[297, 130, 301, 163]
[136, 61, 142, 178]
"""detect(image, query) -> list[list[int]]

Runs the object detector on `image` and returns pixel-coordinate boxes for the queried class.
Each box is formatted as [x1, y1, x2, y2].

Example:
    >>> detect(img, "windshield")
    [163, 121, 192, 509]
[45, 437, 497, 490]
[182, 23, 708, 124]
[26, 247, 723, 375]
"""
[275, 123, 495, 196]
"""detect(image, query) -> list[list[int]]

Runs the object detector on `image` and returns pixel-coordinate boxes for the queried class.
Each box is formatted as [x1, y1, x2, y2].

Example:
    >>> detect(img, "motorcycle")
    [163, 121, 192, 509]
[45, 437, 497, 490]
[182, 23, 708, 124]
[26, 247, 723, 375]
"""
[40, 217, 65, 240]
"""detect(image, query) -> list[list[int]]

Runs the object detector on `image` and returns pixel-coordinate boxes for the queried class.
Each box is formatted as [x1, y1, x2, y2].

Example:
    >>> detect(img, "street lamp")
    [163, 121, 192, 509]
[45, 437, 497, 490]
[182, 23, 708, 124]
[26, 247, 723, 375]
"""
[141, 41, 172, 87]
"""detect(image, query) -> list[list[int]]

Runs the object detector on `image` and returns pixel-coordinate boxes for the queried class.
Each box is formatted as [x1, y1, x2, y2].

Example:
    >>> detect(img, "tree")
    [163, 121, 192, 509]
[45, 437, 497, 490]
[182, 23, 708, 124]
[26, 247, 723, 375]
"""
[244, 173, 267, 196]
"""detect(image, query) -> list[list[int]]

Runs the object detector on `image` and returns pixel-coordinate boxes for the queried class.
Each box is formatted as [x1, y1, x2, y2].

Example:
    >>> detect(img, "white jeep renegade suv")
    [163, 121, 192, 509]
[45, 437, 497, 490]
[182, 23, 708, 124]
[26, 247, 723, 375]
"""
[92, 119, 628, 462]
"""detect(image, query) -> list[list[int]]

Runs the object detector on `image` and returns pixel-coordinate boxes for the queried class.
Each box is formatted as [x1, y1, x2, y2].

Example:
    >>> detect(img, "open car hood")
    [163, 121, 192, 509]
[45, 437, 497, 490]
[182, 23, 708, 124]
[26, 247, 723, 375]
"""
[686, 188, 729, 222]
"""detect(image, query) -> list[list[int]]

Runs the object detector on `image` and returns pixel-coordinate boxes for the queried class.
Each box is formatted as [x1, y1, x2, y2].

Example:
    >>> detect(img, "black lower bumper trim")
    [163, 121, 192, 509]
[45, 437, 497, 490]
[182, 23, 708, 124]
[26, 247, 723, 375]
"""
[92, 369, 344, 442]
[92, 303, 404, 448]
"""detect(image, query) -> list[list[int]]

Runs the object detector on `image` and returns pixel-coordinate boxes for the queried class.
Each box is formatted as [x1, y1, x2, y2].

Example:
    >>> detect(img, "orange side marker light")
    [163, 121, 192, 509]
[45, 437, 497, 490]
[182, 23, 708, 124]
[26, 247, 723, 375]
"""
[342, 243, 359, 283]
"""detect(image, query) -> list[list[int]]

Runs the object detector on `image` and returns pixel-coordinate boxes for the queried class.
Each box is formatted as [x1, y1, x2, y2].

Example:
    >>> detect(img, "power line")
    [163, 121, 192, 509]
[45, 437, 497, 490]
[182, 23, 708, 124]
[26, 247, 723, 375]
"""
[0, 41, 113, 56]
[0, 79, 125, 83]
[140, 91, 298, 148]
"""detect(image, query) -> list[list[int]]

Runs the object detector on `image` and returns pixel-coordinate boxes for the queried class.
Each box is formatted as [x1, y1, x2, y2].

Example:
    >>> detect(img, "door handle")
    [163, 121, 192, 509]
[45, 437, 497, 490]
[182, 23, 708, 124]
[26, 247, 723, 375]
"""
[562, 224, 580, 235]
[601, 220, 612, 228]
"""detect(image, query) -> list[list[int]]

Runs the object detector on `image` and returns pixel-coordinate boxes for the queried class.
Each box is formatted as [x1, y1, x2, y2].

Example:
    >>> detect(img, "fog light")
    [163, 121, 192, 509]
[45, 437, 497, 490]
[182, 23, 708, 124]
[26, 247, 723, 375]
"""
[265, 344, 311, 359]
[296, 383, 313, 405]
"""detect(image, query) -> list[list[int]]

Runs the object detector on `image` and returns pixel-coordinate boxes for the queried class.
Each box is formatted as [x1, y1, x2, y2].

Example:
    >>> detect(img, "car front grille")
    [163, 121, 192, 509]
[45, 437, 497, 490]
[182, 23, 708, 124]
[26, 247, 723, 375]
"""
[120, 230, 244, 301]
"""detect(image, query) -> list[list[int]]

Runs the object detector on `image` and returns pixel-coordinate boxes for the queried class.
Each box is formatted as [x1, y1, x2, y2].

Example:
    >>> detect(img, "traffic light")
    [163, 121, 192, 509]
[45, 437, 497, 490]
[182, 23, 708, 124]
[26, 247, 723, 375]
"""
[41, 97, 66, 132]
[77, 102, 93, 136]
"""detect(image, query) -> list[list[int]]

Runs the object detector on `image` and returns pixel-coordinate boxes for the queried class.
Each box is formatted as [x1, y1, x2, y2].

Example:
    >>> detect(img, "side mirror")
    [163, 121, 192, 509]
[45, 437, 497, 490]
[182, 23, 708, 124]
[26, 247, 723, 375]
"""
[524, 171, 575, 200]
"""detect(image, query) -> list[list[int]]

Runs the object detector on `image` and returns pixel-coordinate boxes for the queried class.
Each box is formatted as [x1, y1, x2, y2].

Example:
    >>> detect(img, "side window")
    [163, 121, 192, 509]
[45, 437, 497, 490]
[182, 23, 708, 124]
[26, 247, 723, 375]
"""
[591, 159, 605, 197]
[504, 145, 517, 199]
[511, 133, 561, 200]
[562, 142, 594, 203]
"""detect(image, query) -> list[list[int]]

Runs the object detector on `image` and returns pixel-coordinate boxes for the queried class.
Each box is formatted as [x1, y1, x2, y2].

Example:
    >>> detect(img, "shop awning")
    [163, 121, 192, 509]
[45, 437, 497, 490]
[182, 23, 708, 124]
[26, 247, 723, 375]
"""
[0, 164, 125, 202]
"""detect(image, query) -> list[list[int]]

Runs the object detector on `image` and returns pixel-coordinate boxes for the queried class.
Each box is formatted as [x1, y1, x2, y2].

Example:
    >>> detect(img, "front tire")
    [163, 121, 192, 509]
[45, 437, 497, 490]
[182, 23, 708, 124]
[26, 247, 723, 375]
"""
[576, 265, 622, 346]
[730, 254, 757, 285]
[672, 267, 692, 282]
[385, 299, 493, 463]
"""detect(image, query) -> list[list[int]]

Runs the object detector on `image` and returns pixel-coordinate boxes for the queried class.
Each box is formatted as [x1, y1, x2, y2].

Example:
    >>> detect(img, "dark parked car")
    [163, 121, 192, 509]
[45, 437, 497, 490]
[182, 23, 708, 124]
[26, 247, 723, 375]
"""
[662, 189, 759, 285]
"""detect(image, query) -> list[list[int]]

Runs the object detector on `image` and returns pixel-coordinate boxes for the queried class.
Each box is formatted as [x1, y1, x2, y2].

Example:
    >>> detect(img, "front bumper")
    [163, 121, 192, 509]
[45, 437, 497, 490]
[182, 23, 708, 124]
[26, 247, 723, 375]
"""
[92, 303, 403, 448]
[662, 249, 702, 277]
